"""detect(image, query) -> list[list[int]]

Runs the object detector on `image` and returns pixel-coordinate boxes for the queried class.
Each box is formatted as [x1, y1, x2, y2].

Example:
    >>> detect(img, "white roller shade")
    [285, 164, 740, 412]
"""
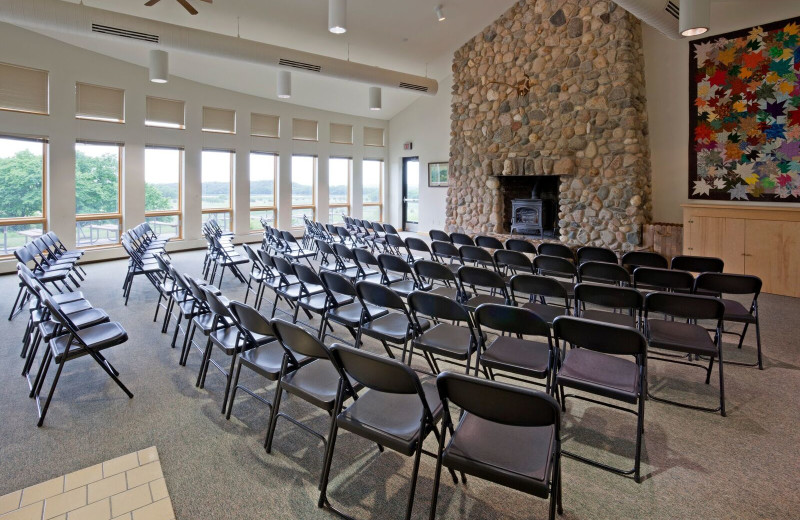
[0, 62, 49, 115]
[364, 127, 385, 147]
[330, 123, 353, 144]
[202, 106, 236, 134]
[251, 113, 280, 138]
[146, 96, 185, 128]
[292, 118, 318, 141]
[76, 82, 125, 122]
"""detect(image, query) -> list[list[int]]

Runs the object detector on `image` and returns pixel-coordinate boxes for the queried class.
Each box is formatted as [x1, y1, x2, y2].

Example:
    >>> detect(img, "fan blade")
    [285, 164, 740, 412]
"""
[176, 0, 198, 15]
[197, 0, 212, 3]
[144, 0, 161, 5]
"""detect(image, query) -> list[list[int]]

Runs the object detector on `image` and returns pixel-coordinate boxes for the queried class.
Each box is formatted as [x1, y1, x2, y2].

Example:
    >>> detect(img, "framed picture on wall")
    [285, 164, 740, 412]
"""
[428, 162, 449, 187]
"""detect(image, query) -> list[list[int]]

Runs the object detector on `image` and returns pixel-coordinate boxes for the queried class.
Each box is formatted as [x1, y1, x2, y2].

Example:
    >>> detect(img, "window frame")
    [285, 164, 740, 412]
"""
[291, 154, 317, 227]
[74, 140, 123, 249]
[362, 158, 384, 222]
[249, 151, 278, 233]
[328, 156, 351, 223]
[201, 148, 235, 232]
[0, 134, 48, 257]
[144, 145, 183, 240]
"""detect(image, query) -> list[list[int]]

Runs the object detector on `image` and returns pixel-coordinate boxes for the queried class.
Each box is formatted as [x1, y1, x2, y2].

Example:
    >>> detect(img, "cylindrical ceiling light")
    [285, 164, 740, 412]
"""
[277, 70, 292, 98]
[369, 86, 381, 111]
[435, 5, 445, 22]
[329, 0, 347, 34]
[148, 49, 168, 83]
[680, 0, 710, 37]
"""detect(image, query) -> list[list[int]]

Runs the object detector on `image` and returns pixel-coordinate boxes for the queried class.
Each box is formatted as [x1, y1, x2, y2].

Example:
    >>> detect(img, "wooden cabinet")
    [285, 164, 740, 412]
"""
[682, 204, 800, 297]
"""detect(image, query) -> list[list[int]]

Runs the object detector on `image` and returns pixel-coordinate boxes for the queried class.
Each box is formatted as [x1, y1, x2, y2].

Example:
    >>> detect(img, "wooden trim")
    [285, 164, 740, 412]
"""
[682, 204, 800, 222]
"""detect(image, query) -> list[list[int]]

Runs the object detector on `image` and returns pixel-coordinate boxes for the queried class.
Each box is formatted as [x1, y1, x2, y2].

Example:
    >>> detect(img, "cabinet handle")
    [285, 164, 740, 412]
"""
[688, 220, 694, 224]
[688, 247, 694, 251]
[743, 253, 752, 257]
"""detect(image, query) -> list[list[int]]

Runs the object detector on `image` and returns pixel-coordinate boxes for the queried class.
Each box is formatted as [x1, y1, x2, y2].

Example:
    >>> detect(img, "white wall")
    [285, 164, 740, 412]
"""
[644, 1, 800, 223]
[387, 75, 452, 232]
[0, 22, 388, 273]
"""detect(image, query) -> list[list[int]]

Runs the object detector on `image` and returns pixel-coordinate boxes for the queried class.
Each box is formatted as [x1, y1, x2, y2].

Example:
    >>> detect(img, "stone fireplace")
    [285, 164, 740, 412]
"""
[495, 175, 559, 236]
[445, 0, 652, 251]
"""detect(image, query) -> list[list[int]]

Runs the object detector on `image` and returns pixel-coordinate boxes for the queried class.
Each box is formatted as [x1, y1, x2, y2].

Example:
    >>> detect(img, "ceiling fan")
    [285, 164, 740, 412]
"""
[144, 0, 211, 16]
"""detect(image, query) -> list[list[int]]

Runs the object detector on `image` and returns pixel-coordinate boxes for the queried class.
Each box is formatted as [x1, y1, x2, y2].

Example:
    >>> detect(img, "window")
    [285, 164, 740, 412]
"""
[0, 135, 47, 256]
[0, 62, 49, 115]
[75, 141, 122, 247]
[76, 83, 125, 123]
[145, 146, 182, 239]
[146, 97, 185, 129]
[364, 127, 385, 147]
[202, 149, 234, 231]
[251, 113, 280, 138]
[362, 159, 383, 222]
[328, 157, 351, 224]
[330, 123, 353, 145]
[250, 152, 277, 231]
[291, 155, 316, 227]
[202, 107, 236, 134]
[292, 119, 318, 141]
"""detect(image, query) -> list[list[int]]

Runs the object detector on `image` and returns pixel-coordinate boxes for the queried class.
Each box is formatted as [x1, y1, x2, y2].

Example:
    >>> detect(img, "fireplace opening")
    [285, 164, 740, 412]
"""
[496, 175, 559, 237]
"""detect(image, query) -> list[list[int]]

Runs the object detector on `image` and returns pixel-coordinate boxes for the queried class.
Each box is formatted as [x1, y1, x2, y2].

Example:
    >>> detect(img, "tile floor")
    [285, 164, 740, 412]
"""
[0, 447, 174, 520]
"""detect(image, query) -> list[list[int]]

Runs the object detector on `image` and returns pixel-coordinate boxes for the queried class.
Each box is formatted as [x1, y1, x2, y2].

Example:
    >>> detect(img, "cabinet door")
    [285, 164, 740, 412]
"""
[745, 220, 800, 296]
[685, 216, 744, 273]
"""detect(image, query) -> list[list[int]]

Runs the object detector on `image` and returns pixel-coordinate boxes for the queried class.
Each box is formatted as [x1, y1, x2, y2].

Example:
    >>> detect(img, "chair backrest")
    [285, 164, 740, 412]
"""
[372, 222, 386, 234]
[474, 303, 551, 337]
[378, 253, 414, 276]
[332, 242, 356, 263]
[408, 290, 470, 323]
[429, 229, 450, 242]
[320, 270, 358, 297]
[450, 232, 475, 246]
[621, 251, 668, 270]
[431, 240, 460, 261]
[578, 261, 631, 285]
[459, 245, 496, 267]
[293, 262, 324, 289]
[510, 273, 569, 301]
[633, 267, 694, 292]
[356, 280, 407, 312]
[534, 255, 578, 279]
[271, 256, 296, 279]
[383, 223, 400, 235]
[413, 259, 457, 284]
[553, 316, 647, 356]
[405, 237, 431, 255]
[694, 272, 762, 297]
[437, 371, 559, 428]
[644, 291, 725, 321]
[184, 275, 208, 302]
[537, 242, 575, 261]
[576, 246, 618, 265]
[330, 344, 422, 396]
[574, 283, 643, 312]
[475, 235, 504, 249]
[504, 238, 537, 254]
[272, 318, 330, 361]
[203, 287, 233, 319]
[353, 247, 380, 269]
[316, 239, 336, 257]
[671, 255, 724, 273]
[385, 233, 407, 249]
[458, 265, 507, 292]
[494, 249, 533, 272]
[242, 243, 263, 267]
[228, 301, 276, 339]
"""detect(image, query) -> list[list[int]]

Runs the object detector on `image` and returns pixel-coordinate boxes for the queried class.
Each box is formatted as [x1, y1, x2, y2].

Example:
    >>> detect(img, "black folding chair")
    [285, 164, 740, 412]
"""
[405, 236, 433, 264]
[429, 229, 450, 242]
[319, 271, 388, 345]
[509, 274, 571, 326]
[429, 372, 562, 520]
[457, 266, 511, 312]
[413, 260, 461, 301]
[621, 251, 668, 272]
[553, 316, 647, 482]
[475, 235, 504, 250]
[430, 240, 463, 275]
[578, 261, 631, 286]
[505, 238, 538, 254]
[633, 266, 695, 293]
[533, 255, 579, 298]
[574, 282, 643, 329]
[671, 255, 724, 273]
[450, 232, 475, 246]
[378, 253, 428, 298]
[538, 243, 575, 262]
[576, 246, 618, 265]
[495, 249, 534, 276]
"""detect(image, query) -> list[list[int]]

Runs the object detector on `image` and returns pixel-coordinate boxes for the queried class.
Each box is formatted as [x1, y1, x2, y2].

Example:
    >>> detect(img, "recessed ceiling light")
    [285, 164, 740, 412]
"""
[680, 0, 710, 37]
[329, 0, 347, 34]
[277, 70, 291, 98]
[369, 87, 381, 111]
[149, 49, 168, 83]
[435, 5, 445, 22]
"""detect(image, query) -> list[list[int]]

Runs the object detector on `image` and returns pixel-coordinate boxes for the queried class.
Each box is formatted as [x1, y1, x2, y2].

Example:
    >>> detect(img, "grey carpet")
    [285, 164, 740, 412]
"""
[1, 249, 799, 520]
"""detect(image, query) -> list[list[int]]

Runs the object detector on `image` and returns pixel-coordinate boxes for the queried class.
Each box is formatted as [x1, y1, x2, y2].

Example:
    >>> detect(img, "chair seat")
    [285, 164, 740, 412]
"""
[337, 378, 442, 456]
[556, 348, 639, 404]
[51, 291, 86, 304]
[647, 319, 717, 356]
[722, 299, 756, 323]
[59, 299, 94, 315]
[581, 309, 637, 329]
[387, 279, 417, 297]
[299, 292, 354, 313]
[481, 336, 551, 378]
[521, 302, 568, 326]
[282, 360, 362, 412]
[362, 312, 430, 342]
[209, 327, 244, 355]
[192, 314, 233, 335]
[463, 294, 506, 312]
[443, 412, 555, 498]
[40, 308, 110, 341]
[328, 302, 388, 328]
[239, 343, 311, 380]
[428, 286, 459, 301]
[50, 322, 128, 363]
[413, 323, 475, 360]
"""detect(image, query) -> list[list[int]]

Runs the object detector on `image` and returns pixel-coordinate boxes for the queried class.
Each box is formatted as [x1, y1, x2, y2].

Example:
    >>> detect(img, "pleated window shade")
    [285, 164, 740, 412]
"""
[329, 123, 353, 144]
[76, 82, 125, 122]
[0, 62, 49, 115]
[146, 96, 185, 129]
[364, 127, 385, 147]
[251, 113, 280, 138]
[292, 118, 318, 141]
[202, 106, 236, 134]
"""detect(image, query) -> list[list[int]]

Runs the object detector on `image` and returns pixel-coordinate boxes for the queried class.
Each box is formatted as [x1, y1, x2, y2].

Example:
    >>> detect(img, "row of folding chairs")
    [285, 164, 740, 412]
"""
[15, 262, 132, 426]
[201, 222, 248, 287]
[121, 223, 172, 304]
[9, 232, 86, 320]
